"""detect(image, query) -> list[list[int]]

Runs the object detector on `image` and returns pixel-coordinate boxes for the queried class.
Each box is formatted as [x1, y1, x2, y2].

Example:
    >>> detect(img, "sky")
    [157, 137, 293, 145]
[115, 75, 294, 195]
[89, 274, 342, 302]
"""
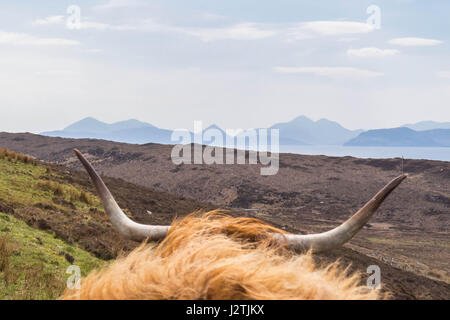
[0, 0, 449, 133]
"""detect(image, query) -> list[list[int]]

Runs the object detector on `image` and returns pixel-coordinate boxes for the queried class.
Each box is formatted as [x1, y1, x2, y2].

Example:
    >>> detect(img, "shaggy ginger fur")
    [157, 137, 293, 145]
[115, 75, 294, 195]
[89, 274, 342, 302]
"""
[62, 211, 380, 300]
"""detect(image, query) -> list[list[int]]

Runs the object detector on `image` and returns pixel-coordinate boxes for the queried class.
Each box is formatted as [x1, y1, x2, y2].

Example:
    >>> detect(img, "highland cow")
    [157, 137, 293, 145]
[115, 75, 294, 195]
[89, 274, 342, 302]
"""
[62, 149, 407, 300]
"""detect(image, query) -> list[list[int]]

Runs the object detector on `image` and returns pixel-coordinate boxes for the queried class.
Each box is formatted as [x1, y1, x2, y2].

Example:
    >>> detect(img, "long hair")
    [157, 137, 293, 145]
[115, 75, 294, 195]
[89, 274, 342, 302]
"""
[62, 211, 380, 300]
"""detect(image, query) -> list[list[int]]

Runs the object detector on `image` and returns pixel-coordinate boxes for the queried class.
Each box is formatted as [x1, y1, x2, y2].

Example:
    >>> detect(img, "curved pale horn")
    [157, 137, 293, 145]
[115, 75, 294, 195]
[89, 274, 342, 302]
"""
[274, 174, 408, 253]
[74, 149, 170, 242]
[75, 148, 406, 252]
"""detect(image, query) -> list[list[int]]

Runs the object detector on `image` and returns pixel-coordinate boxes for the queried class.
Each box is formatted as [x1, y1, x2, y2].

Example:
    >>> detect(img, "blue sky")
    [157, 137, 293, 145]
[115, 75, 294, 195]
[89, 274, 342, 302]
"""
[0, 0, 449, 132]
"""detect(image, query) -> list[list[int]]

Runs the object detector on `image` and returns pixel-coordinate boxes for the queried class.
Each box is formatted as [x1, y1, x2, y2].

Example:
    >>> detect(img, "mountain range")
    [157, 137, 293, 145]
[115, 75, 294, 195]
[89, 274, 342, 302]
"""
[269, 115, 363, 145]
[345, 127, 450, 147]
[43, 118, 173, 144]
[41, 116, 450, 147]
[403, 121, 450, 131]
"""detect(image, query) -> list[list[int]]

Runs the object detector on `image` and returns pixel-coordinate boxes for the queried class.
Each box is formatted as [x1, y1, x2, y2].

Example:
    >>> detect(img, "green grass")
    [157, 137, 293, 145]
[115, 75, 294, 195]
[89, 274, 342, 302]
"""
[0, 212, 104, 299]
[0, 150, 107, 299]
[0, 157, 102, 213]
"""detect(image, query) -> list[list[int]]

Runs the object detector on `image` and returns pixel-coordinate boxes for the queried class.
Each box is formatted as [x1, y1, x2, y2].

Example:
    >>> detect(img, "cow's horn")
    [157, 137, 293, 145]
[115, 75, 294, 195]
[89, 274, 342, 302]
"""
[274, 174, 407, 253]
[74, 149, 169, 242]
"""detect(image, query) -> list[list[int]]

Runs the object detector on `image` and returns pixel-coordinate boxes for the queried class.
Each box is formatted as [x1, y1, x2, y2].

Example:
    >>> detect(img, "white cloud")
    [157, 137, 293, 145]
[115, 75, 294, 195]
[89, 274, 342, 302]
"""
[136, 20, 277, 41]
[30, 16, 375, 43]
[48, 17, 375, 43]
[183, 23, 277, 41]
[33, 15, 65, 26]
[35, 69, 81, 76]
[285, 28, 313, 42]
[0, 31, 79, 46]
[388, 37, 442, 47]
[75, 19, 284, 42]
[300, 21, 374, 36]
[284, 21, 373, 42]
[347, 47, 399, 57]
[32, 15, 135, 31]
[200, 13, 227, 21]
[86, 49, 104, 54]
[437, 71, 450, 79]
[81, 21, 111, 30]
[337, 37, 359, 42]
[94, 0, 144, 10]
[80, 21, 136, 31]
[274, 66, 383, 79]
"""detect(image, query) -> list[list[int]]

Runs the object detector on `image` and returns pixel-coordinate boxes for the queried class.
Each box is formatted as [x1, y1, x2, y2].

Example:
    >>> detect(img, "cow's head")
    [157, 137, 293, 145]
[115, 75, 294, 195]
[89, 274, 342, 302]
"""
[62, 149, 406, 300]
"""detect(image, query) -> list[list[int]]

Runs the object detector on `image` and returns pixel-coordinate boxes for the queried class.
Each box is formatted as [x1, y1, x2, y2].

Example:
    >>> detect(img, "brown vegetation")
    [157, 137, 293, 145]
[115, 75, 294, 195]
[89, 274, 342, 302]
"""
[35, 180, 93, 205]
[0, 234, 12, 284]
[0, 147, 36, 165]
[0, 132, 449, 299]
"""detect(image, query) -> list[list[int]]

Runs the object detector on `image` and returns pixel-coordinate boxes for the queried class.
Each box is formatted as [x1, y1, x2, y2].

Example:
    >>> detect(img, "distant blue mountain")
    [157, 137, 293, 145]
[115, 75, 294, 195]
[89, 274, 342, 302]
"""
[42, 116, 450, 147]
[63, 117, 113, 134]
[42, 117, 173, 144]
[270, 116, 363, 145]
[345, 127, 450, 147]
[45, 116, 360, 146]
[403, 121, 450, 131]
[198, 125, 281, 148]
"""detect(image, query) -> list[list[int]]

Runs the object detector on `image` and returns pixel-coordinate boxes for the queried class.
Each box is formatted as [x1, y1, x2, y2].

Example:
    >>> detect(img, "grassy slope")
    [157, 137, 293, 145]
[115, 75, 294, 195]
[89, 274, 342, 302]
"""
[0, 152, 104, 299]
[0, 151, 102, 213]
[0, 213, 104, 299]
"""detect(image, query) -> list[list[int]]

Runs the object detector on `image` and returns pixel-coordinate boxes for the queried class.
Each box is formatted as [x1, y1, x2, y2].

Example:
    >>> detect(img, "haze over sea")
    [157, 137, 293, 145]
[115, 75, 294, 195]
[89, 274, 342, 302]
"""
[280, 145, 450, 162]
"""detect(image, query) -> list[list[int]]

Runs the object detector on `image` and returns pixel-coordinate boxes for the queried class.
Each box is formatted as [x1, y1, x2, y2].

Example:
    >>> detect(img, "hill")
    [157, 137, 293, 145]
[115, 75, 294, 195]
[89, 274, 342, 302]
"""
[0, 146, 215, 299]
[0, 133, 449, 299]
[345, 127, 450, 147]
[271, 115, 363, 145]
[404, 120, 450, 131]
[42, 117, 173, 145]
[41, 115, 366, 146]
[0, 212, 104, 299]
[0, 149, 105, 298]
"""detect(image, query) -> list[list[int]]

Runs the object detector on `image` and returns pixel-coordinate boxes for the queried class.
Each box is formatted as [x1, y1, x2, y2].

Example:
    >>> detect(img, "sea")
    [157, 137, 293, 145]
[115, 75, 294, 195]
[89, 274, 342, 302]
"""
[279, 145, 450, 162]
